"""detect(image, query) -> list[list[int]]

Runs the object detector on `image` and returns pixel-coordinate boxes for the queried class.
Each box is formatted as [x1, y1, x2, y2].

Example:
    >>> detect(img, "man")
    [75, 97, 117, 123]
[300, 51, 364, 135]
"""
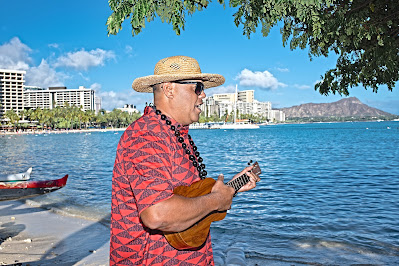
[110, 55, 259, 265]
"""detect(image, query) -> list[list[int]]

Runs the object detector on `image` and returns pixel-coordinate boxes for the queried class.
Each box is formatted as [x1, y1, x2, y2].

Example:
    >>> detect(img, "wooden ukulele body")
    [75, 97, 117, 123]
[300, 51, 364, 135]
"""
[164, 162, 261, 250]
[164, 178, 227, 250]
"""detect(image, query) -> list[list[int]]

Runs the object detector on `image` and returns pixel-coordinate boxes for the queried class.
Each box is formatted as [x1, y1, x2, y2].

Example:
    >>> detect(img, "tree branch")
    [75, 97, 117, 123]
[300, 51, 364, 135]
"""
[346, 0, 374, 16]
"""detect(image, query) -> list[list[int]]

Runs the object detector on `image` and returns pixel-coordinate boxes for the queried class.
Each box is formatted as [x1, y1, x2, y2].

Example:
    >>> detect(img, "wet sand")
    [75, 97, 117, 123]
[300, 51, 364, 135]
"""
[0, 200, 109, 265]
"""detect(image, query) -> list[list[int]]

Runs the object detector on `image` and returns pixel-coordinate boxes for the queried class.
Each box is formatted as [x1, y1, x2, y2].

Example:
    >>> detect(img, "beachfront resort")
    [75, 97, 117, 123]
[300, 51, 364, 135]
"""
[1, 68, 285, 133]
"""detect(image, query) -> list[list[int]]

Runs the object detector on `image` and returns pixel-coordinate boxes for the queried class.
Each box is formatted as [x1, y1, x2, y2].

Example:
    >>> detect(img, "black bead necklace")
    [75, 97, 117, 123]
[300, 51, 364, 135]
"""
[154, 107, 207, 179]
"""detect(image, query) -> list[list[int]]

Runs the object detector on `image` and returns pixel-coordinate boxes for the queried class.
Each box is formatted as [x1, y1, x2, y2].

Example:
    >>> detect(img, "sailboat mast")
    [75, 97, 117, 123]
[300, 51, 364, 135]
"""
[234, 84, 237, 124]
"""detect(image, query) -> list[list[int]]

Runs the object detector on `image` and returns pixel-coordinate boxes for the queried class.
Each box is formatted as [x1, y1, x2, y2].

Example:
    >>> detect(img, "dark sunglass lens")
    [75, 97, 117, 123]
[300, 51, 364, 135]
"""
[195, 83, 204, 95]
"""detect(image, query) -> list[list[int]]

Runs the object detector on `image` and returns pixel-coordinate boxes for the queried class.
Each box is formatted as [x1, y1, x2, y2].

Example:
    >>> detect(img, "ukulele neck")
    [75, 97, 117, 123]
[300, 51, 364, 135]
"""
[225, 173, 250, 193]
[224, 162, 261, 195]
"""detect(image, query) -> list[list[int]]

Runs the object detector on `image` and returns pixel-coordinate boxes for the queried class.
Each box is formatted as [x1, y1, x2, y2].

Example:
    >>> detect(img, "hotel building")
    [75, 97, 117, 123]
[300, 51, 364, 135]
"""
[117, 104, 140, 114]
[0, 69, 26, 117]
[237, 90, 254, 103]
[201, 89, 285, 122]
[94, 96, 102, 114]
[24, 86, 95, 111]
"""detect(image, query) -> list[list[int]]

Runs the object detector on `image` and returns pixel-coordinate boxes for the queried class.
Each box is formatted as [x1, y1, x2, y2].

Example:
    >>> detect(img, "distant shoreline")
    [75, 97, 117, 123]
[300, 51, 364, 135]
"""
[2, 119, 398, 136]
[0, 127, 127, 136]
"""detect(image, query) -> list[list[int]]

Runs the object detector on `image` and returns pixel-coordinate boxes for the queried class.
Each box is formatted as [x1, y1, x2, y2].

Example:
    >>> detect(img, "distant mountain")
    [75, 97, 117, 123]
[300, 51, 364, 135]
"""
[280, 97, 393, 118]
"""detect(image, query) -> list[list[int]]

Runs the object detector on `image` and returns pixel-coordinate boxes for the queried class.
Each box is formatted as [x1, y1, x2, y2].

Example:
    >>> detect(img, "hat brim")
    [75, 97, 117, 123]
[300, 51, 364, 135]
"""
[132, 73, 225, 93]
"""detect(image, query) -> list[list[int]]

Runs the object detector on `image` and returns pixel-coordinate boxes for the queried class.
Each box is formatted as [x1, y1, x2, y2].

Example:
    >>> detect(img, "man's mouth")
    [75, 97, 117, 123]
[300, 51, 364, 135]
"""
[195, 103, 202, 111]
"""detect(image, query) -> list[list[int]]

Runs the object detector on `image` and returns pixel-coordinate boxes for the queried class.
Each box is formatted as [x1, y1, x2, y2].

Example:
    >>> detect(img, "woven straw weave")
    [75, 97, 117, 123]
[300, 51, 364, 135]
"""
[132, 56, 225, 93]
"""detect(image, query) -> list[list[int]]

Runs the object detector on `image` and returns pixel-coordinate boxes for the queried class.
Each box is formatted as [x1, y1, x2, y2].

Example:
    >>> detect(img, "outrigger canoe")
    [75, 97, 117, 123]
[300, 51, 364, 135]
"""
[0, 174, 68, 201]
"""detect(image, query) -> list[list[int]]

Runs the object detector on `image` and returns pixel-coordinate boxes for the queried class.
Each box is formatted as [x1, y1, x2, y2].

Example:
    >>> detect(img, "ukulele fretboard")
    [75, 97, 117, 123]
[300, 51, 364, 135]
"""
[226, 173, 250, 193]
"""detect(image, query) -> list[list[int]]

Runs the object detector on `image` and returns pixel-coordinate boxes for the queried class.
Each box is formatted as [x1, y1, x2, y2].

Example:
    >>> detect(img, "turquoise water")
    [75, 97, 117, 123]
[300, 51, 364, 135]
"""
[1, 121, 398, 265]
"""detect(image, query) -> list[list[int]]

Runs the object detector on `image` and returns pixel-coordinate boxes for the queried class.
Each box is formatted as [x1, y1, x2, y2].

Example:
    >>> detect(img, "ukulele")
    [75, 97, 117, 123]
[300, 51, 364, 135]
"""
[164, 161, 261, 250]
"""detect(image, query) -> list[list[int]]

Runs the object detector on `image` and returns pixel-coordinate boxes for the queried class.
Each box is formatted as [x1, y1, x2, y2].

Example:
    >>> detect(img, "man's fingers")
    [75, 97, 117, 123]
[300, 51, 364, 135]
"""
[217, 174, 224, 182]
[244, 164, 254, 173]
[247, 170, 260, 182]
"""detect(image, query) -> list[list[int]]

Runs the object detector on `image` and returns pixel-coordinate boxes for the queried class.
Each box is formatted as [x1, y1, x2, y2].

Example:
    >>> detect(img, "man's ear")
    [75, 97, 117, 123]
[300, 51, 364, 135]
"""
[161, 82, 174, 99]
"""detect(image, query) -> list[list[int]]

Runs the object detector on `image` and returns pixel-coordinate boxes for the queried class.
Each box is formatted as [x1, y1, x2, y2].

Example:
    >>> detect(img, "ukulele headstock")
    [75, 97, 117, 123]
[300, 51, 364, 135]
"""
[249, 161, 261, 177]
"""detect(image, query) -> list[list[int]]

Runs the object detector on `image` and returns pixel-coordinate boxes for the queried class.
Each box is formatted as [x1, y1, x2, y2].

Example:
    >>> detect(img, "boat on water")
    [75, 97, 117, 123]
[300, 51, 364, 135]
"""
[220, 122, 259, 129]
[2, 167, 33, 181]
[220, 85, 260, 130]
[0, 168, 68, 201]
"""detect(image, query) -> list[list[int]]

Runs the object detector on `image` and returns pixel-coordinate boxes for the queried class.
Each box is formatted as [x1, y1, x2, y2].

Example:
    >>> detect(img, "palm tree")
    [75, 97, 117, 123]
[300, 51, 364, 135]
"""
[82, 110, 95, 129]
[52, 106, 63, 129]
[95, 109, 108, 129]
[4, 109, 20, 132]
[41, 108, 52, 129]
[31, 108, 44, 129]
[25, 108, 34, 121]
[107, 109, 123, 128]
[76, 106, 84, 130]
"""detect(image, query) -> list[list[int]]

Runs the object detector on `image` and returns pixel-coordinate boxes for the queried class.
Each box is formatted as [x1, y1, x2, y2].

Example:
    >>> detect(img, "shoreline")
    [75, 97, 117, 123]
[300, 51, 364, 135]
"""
[0, 127, 127, 136]
[0, 200, 109, 265]
[0, 201, 253, 266]
[1, 119, 398, 136]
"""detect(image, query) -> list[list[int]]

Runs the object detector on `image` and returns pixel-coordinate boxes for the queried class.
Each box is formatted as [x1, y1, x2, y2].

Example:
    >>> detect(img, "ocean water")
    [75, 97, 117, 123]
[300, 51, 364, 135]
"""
[1, 121, 398, 265]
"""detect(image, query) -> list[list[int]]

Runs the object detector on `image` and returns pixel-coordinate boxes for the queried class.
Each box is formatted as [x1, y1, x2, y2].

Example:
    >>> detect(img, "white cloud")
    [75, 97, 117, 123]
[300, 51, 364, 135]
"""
[0, 37, 119, 90]
[48, 43, 59, 49]
[0, 38, 66, 88]
[276, 67, 289, 72]
[236, 69, 287, 90]
[91, 83, 149, 111]
[0, 37, 32, 70]
[293, 84, 311, 90]
[78, 72, 90, 81]
[54, 48, 115, 71]
[26, 59, 66, 88]
[125, 45, 133, 54]
[205, 84, 237, 96]
[89, 83, 102, 92]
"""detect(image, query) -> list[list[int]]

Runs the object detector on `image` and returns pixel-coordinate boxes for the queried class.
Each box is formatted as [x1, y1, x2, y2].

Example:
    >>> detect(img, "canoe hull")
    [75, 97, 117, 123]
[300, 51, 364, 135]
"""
[0, 175, 68, 201]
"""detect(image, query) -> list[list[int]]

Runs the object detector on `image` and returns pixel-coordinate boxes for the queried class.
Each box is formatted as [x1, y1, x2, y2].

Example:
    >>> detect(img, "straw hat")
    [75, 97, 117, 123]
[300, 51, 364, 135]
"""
[132, 55, 225, 93]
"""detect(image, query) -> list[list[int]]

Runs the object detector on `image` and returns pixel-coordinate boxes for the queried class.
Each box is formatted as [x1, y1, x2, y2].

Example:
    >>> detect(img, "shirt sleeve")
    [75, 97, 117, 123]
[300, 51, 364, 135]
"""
[122, 131, 174, 215]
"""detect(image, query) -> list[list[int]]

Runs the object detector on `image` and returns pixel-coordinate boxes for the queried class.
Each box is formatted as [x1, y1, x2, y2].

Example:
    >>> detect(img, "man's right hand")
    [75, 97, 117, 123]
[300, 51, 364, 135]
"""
[141, 174, 235, 232]
[210, 174, 235, 211]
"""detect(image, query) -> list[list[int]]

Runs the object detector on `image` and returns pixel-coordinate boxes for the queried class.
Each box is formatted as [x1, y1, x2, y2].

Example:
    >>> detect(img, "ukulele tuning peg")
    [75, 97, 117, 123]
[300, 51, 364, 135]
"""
[247, 160, 253, 165]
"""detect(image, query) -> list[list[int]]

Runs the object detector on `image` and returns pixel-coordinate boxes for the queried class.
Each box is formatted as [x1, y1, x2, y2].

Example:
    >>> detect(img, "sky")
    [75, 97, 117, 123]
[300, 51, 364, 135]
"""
[1, 0, 398, 114]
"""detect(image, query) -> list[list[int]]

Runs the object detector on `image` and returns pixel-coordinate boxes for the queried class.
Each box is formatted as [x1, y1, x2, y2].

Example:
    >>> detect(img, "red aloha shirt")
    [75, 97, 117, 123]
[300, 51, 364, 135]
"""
[110, 106, 214, 265]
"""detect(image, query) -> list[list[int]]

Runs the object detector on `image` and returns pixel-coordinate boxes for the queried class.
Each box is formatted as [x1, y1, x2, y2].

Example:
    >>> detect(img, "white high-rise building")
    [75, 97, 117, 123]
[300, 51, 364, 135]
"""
[269, 109, 286, 122]
[213, 93, 236, 103]
[0, 69, 26, 117]
[237, 90, 254, 103]
[23, 86, 51, 110]
[94, 96, 102, 114]
[200, 89, 285, 122]
[117, 104, 140, 114]
[213, 90, 255, 104]
[24, 86, 95, 111]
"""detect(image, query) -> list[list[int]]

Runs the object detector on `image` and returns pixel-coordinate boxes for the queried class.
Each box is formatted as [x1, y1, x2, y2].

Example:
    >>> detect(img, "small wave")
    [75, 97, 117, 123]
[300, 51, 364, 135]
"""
[24, 198, 110, 224]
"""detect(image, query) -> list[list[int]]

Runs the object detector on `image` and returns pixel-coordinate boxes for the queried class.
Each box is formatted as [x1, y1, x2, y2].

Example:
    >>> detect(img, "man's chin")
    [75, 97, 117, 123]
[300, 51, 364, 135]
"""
[190, 114, 200, 124]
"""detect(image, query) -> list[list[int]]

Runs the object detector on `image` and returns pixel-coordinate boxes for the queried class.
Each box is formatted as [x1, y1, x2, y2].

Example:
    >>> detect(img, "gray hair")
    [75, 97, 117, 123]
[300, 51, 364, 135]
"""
[152, 83, 162, 93]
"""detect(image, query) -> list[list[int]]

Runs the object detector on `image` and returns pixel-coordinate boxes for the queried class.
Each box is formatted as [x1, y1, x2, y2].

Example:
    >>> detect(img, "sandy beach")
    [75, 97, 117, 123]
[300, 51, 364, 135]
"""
[0, 200, 109, 265]
[0, 200, 251, 266]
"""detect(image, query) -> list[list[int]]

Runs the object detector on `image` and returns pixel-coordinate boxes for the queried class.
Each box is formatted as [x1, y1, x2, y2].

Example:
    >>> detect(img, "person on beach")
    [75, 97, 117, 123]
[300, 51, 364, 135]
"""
[110, 55, 260, 265]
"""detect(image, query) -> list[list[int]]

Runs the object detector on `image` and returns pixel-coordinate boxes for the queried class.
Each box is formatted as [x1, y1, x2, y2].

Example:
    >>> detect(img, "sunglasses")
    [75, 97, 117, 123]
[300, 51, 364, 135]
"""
[174, 81, 204, 96]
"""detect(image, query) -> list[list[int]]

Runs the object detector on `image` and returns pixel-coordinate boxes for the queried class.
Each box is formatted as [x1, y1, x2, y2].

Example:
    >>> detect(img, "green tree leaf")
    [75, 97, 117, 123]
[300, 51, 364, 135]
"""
[107, 0, 399, 95]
